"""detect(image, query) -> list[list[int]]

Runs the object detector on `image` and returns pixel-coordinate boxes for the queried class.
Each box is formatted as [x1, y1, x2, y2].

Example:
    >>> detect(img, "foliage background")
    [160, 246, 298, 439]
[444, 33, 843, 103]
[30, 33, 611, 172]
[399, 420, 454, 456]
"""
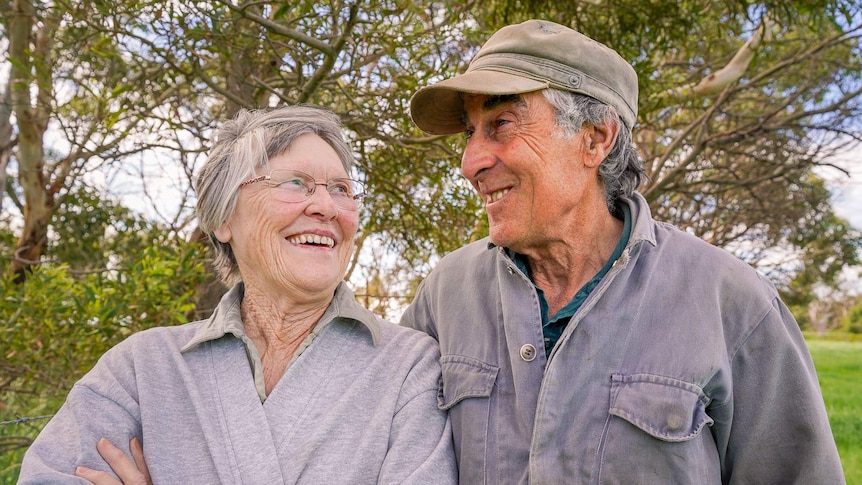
[2, 0, 862, 480]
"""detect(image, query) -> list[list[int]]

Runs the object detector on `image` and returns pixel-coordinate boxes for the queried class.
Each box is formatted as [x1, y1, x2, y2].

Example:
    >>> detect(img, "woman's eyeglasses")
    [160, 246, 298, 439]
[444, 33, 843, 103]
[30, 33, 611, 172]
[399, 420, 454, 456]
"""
[240, 169, 366, 211]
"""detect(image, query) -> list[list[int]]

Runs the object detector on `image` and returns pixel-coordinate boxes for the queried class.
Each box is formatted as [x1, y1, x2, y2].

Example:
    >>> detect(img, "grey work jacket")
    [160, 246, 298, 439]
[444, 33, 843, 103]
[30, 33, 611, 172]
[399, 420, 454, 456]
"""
[401, 193, 845, 484]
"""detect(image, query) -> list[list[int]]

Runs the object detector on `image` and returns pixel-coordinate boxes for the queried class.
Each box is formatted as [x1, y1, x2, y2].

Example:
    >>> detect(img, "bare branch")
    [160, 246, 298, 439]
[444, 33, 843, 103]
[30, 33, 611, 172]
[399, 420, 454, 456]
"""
[653, 17, 777, 102]
[216, 0, 334, 55]
[297, 3, 359, 103]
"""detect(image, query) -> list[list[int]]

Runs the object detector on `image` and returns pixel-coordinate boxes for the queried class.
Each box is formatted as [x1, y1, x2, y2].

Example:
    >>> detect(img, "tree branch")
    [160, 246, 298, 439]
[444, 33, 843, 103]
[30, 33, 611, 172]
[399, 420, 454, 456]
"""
[653, 17, 777, 102]
[216, 0, 334, 55]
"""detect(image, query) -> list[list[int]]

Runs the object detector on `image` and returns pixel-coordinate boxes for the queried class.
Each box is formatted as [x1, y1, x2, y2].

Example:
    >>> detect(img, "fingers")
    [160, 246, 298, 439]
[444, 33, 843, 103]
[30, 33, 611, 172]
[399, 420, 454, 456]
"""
[75, 465, 121, 485]
[129, 437, 152, 484]
[83, 437, 151, 485]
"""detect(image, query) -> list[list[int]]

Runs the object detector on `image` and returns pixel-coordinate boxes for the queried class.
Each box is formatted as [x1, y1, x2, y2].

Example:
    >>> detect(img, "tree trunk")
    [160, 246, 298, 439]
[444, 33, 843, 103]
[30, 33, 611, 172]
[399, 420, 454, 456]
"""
[11, 215, 49, 283]
[7, 0, 56, 283]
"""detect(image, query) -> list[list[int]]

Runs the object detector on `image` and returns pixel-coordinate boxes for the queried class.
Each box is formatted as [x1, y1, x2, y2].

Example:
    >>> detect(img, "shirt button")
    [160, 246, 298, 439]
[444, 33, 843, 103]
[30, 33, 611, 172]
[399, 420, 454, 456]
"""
[666, 414, 684, 431]
[519, 344, 537, 362]
[507, 266, 515, 274]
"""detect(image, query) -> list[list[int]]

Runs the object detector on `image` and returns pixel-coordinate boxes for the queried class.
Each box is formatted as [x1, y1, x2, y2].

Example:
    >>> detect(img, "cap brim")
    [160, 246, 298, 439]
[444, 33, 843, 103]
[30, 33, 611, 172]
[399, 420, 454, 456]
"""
[410, 70, 549, 135]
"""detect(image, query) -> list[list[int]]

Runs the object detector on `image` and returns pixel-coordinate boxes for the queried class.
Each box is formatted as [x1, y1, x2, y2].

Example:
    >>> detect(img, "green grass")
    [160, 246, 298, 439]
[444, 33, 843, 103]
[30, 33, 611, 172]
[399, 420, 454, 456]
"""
[807, 338, 862, 484]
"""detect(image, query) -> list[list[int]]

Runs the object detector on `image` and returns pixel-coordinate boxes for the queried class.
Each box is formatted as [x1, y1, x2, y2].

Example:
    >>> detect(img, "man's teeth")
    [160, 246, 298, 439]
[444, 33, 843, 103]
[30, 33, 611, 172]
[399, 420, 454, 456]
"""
[488, 189, 509, 202]
[288, 234, 335, 247]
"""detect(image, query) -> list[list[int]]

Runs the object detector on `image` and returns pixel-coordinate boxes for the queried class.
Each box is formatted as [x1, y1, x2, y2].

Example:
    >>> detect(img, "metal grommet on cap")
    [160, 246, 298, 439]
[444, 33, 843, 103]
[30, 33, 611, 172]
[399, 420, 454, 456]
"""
[519, 344, 537, 362]
[568, 74, 581, 87]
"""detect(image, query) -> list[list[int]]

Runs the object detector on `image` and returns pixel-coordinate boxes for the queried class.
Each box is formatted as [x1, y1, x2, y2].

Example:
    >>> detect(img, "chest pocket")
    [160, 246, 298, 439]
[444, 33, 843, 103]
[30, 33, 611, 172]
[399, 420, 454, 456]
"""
[438, 355, 498, 485]
[437, 355, 498, 409]
[594, 373, 719, 483]
[608, 373, 713, 442]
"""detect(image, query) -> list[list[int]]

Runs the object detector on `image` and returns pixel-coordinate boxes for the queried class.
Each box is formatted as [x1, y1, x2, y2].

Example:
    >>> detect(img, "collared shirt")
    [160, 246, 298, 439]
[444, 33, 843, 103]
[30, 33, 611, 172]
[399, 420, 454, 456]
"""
[21, 281, 457, 484]
[512, 204, 632, 358]
[401, 192, 844, 484]
[182, 282, 380, 402]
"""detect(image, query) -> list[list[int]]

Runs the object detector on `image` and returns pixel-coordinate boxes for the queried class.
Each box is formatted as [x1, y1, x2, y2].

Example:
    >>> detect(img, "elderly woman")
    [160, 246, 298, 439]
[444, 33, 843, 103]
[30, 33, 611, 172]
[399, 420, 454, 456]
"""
[19, 105, 457, 483]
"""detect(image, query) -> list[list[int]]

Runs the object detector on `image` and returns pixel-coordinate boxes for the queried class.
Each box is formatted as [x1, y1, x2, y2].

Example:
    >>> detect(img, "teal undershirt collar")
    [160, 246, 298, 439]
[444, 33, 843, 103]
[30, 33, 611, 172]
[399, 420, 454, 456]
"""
[512, 203, 631, 359]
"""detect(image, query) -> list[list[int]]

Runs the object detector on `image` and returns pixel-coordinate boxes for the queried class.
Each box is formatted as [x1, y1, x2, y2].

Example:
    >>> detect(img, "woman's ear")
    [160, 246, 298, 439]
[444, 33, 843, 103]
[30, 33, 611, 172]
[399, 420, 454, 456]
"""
[213, 223, 232, 243]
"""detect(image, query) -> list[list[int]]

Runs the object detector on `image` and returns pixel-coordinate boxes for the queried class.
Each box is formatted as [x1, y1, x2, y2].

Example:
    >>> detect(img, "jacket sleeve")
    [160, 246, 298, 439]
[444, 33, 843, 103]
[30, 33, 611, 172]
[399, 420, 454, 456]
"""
[718, 296, 845, 483]
[399, 280, 438, 340]
[377, 335, 457, 484]
[18, 345, 142, 484]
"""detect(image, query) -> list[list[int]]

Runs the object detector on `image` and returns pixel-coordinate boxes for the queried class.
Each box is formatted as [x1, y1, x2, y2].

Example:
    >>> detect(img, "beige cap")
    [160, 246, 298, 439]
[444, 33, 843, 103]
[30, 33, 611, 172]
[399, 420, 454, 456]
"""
[410, 19, 638, 135]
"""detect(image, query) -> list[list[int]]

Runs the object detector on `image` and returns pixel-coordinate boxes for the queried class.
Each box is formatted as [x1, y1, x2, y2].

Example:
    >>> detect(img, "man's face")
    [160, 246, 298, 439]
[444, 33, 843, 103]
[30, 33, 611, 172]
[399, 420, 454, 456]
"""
[460, 91, 599, 254]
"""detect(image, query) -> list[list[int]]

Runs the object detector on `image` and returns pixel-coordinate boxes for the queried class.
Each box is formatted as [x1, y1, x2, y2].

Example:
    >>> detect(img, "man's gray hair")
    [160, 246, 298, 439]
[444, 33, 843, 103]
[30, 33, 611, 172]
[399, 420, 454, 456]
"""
[543, 89, 647, 211]
[194, 104, 355, 286]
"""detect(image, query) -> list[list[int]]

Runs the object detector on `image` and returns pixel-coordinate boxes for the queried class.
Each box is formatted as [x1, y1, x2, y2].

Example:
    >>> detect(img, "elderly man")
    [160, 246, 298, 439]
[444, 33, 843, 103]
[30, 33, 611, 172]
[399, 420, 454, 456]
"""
[401, 19, 845, 484]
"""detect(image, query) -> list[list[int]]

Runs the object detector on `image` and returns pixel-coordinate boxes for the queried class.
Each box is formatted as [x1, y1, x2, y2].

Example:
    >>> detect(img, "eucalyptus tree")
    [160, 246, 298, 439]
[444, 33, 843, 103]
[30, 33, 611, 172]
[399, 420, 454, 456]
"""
[45, 0, 487, 315]
[2, 1, 485, 316]
[1, 0, 198, 282]
[443, 1, 862, 300]
[2, 0, 860, 315]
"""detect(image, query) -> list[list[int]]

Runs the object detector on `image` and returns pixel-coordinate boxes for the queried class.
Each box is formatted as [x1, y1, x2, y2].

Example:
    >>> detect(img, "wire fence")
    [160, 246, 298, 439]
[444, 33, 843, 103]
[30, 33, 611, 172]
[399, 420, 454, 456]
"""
[0, 415, 53, 427]
[0, 415, 53, 456]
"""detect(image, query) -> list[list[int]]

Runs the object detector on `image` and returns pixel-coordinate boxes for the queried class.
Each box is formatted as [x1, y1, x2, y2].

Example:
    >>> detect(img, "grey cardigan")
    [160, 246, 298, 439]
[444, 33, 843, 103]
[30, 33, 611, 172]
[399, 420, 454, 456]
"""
[20, 283, 457, 484]
[402, 192, 844, 484]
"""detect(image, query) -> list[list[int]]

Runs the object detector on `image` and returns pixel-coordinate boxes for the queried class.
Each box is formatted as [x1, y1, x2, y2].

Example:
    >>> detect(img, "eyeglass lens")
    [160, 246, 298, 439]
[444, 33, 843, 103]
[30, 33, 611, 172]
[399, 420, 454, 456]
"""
[268, 170, 364, 210]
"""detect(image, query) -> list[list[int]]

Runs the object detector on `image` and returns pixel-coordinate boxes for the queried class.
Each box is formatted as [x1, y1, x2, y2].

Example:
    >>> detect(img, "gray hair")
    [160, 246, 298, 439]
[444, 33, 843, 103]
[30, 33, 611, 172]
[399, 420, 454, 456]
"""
[194, 104, 355, 286]
[542, 89, 646, 211]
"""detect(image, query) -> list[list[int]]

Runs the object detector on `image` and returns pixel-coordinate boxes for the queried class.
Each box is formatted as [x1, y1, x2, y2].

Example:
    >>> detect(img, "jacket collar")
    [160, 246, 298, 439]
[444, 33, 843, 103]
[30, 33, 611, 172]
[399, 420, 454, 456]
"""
[485, 191, 657, 252]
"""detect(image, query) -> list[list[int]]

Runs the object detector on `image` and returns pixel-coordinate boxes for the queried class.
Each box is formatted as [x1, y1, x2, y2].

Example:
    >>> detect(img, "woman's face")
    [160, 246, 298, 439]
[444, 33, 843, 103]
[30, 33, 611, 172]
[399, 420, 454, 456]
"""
[215, 133, 360, 303]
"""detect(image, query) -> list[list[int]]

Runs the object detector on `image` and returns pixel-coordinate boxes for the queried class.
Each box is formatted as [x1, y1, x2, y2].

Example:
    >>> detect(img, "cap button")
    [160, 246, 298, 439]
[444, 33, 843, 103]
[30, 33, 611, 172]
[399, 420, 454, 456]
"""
[519, 344, 537, 362]
[568, 74, 581, 87]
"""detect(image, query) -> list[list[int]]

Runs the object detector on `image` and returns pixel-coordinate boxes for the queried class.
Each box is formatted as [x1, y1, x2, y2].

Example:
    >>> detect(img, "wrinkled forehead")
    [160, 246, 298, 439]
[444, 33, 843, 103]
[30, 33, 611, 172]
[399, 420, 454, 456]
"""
[459, 92, 552, 127]
[266, 135, 350, 178]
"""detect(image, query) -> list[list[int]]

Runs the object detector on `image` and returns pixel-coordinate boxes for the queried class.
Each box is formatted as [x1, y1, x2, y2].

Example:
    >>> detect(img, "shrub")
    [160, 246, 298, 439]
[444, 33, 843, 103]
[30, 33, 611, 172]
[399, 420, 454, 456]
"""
[0, 240, 207, 481]
[843, 303, 862, 334]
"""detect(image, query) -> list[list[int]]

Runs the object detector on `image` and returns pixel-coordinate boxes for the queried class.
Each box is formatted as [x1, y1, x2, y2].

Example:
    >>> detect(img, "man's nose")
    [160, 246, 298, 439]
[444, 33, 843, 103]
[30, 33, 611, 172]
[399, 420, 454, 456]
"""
[461, 133, 496, 182]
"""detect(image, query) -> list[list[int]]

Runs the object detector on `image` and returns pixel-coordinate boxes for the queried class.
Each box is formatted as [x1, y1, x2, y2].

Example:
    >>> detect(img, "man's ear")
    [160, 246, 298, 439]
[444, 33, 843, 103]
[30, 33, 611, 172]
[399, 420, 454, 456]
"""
[583, 117, 620, 168]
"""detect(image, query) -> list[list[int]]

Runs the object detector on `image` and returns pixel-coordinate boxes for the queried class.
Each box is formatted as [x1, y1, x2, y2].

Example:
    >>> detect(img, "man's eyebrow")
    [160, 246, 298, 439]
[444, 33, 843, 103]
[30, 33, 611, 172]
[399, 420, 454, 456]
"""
[483, 94, 524, 111]
[459, 94, 526, 127]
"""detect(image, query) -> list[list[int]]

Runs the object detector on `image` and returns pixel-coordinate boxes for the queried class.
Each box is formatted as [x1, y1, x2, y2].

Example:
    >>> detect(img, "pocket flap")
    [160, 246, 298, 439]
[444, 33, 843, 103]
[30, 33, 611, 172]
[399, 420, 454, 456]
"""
[608, 373, 713, 442]
[437, 355, 498, 410]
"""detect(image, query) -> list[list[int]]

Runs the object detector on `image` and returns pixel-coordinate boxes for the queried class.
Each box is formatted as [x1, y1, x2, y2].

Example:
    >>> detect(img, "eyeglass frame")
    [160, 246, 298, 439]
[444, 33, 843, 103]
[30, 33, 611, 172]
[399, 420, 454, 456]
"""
[239, 169, 367, 210]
